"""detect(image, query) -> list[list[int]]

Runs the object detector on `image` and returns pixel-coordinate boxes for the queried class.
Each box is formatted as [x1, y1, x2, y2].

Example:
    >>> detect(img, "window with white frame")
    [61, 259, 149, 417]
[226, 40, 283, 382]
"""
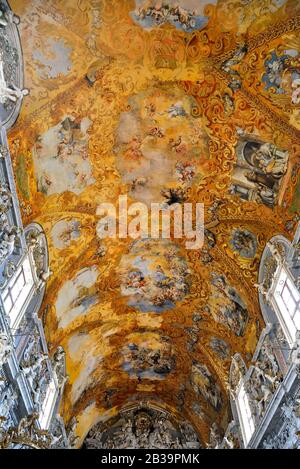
[2, 256, 34, 327]
[236, 380, 255, 446]
[39, 379, 57, 430]
[273, 267, 300, 346]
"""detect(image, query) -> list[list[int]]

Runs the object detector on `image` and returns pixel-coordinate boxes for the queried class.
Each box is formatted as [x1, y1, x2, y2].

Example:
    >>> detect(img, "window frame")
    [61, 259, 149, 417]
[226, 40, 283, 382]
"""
[2, 256, 34, 328]
[236, 379, 255, 447]
[272, 266, 300, 346]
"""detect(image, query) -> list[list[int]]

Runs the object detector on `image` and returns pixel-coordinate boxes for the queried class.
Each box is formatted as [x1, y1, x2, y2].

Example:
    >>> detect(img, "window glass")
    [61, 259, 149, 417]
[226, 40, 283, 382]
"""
[39, 379, 57, 429]
[3, 294, 13, 313]
[237, 382, 255, 446]
[274, 267, 300, 344]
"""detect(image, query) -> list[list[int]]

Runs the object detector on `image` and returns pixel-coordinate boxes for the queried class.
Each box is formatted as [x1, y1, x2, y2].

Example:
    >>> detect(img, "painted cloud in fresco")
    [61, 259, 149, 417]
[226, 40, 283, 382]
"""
[131, 1, 217, 32]
[55, 266, 99, 329]
[32, 38, 72, 80]
[122, 332, 175, 379]
[191, 361, 223, 411]
[51, 219, 81, 249]
[115, 86, 210, 206]
[118, 239, 190, 313]
[68, 333, 103, 405]
[33, 116, 95, 195]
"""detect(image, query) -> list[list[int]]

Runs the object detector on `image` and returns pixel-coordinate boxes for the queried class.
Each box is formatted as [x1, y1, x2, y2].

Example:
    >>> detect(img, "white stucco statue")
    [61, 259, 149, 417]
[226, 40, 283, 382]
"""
[0, 387, 18, 418]
[267, 241, 284, 266]
[0, 55, 29, 104]
[0, 9, 20, 27]
[254, 282, 271, 304]
[0, 333, 12, 365]
[0, 9, 8, 27]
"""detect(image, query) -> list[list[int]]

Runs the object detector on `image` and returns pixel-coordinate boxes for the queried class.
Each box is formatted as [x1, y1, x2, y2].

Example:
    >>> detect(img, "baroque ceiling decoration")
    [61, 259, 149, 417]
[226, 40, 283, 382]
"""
[6, 0, 300, 447]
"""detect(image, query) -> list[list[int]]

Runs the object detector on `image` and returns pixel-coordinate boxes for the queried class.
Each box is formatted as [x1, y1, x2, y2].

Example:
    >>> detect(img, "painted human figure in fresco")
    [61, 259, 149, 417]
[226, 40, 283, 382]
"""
[122, 335, 175, 379]
[230, 229, 257, 258]
[263, 52, 288, 92]
[230, 137, 289, 208]
[70, 284, 99, 309]
[257, 144, 287, 178]
[58, 220, 81, 245]
[291, 78, 300, 104]
[244, 171, 275, 189]
[131, 1, 216, 32]
[167, 103, 187, 118]
[243, 141, 288, 179]
[263, 48, 300, 107]
[126, 270, 146, 290]
[33, 115, 94, 195]
[191, 361, 222, 411]
[209, 337, 230, 360]
[119, 240, 190, 313]
[175, 161, 195, 184]
[124, 136, 143, 160]
[210, 273, 248, 336]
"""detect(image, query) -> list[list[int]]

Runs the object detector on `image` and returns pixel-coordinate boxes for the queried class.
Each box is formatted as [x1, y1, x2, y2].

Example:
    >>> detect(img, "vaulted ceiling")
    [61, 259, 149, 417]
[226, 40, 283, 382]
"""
[8, 0, 300, 446]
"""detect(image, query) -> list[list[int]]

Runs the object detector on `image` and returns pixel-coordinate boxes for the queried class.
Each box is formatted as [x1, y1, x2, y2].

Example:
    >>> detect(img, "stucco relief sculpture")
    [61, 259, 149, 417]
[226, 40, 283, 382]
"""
[0, 184, 21, 264]
[255, 240, 286, 302]
[51, 346, 68, 391]
[0, 385, 18, 419]
[0, 332, 12, 365]
[0, 7, 20, 28]
[49, 416, 68, 448]
[0, 54, 28, 104]
[219, 421, 241, 449]
[26, 227, 52, 290]
[0, 413, 53, 449]
[0, 144, 8, 159]
[20, 334, 51, 412]
[262, 396, 300, 449]
[84, 407, 201, 449]
[229, 354, 247, 393]
[207, 422, 222, 449]
[245, 336, 282, 422]
[0, 224, 20, 265]
[0, 183, 12, 214]
[0, 181, 18, 265]
[67, 416, 79, 448]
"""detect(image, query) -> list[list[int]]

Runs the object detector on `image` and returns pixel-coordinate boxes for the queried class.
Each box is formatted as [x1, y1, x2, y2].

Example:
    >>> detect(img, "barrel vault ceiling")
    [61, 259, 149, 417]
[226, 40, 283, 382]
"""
[7, 0, 300, 446]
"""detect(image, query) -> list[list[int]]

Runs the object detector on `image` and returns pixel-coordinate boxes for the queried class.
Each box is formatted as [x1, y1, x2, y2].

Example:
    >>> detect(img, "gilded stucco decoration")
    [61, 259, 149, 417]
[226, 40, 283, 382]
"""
[6, 0, 300, 447]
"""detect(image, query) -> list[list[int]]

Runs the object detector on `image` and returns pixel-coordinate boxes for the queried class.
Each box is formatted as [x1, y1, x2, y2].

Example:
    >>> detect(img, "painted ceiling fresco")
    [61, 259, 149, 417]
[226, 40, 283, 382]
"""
[7, 0, 300, 447]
